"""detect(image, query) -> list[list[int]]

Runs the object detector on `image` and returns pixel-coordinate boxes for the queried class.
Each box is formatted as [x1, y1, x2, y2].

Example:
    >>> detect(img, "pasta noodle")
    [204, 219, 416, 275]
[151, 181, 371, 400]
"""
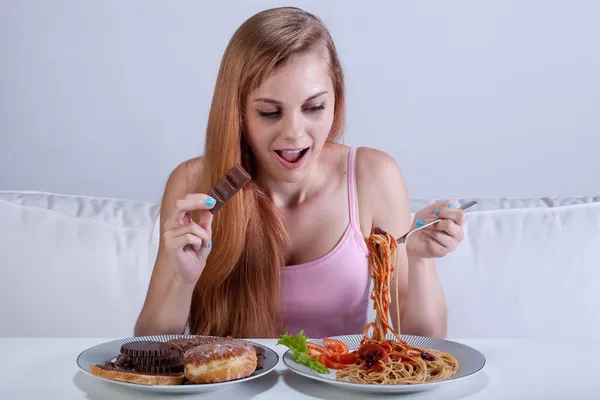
[335, 228, 459, 384]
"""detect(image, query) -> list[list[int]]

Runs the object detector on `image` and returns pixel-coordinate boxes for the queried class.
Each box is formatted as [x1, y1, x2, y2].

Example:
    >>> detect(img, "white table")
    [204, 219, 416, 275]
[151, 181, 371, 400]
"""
[1, 337, 598, 399]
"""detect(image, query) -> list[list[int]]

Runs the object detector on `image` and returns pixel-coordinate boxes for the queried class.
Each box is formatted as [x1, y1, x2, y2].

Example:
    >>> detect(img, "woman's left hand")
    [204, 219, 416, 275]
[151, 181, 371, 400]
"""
[406, 200, 467, 259]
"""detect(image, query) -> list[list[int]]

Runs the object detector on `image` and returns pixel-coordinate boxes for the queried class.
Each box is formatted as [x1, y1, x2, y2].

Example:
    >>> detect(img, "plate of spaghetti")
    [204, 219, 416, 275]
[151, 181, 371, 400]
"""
[278, 227, 486, 394]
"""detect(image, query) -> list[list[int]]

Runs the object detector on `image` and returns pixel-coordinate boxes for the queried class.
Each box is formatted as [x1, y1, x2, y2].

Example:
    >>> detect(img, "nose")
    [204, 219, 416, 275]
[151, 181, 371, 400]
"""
[280, 110, 304, 141]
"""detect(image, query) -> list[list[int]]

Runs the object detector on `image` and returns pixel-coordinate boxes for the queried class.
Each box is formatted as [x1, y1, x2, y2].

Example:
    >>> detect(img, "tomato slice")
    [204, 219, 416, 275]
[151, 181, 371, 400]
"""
[328, 353, 358, 365]
[356, 343, 389, 372]
[318, 354, 348, 370]
[357, 343, 389, 361]
[322, 338, 349, 355]
[307, 343, 331, 358]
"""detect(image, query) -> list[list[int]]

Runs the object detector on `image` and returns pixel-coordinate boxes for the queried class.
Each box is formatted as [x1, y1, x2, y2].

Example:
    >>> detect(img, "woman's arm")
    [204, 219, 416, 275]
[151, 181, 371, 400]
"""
[134, 158, 206, 336]
[401, 257, 447, 338]
[356, 148, 448, 338]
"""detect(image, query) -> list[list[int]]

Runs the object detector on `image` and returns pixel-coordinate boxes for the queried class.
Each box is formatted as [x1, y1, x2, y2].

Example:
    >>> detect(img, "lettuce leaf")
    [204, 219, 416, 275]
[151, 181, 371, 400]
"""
[277, 330, 330, 374]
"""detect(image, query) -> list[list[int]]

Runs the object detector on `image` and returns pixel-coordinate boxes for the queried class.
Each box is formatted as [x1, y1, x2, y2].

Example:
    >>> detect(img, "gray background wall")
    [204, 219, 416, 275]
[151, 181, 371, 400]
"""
[1, 0, 598, 203]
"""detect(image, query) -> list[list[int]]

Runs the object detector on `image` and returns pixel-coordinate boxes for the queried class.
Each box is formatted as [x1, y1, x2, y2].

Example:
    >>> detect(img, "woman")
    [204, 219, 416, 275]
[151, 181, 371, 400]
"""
[134, 7, 467, 340]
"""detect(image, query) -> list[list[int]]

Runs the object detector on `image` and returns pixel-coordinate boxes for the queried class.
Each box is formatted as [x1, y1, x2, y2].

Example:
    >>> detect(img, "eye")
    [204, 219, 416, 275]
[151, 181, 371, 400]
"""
[258, 110, 281, 119]
[304, 103, 325, 113]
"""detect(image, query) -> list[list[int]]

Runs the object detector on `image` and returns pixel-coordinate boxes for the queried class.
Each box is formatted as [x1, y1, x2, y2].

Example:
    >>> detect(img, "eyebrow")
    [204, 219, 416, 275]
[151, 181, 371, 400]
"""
[252, 90, 328, 105]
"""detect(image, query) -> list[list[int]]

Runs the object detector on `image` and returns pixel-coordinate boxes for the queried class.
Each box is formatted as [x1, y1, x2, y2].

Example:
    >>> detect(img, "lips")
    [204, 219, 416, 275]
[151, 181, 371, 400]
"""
[275, 148, 307, 163]
[274, 147, 310, 169]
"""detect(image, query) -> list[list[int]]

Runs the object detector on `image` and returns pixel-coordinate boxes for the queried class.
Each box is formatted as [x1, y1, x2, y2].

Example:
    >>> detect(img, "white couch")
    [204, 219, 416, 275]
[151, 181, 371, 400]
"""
[1, 190, 599, 340]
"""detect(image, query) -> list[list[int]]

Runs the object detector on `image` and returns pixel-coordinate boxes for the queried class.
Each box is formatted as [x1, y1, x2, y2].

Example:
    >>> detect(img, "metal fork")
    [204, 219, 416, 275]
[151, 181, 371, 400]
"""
[396, 200, 478, 246]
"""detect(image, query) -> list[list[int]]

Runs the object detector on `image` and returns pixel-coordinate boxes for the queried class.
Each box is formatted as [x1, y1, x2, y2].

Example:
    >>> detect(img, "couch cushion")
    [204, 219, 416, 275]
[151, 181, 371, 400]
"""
[1, 191, 599, 339]
[0, 191, 159, 337]
[436, 201, 600, 339]
[410, 196, 600, 212]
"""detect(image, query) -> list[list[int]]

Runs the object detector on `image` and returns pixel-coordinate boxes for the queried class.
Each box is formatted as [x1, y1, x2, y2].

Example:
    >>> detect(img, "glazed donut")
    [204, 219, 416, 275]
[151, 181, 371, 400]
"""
[183, 340, 257, 384]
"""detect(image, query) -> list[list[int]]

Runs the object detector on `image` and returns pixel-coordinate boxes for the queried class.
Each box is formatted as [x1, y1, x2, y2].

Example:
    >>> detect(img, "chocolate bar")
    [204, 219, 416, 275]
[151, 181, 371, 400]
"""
[208, 164, 251, 214]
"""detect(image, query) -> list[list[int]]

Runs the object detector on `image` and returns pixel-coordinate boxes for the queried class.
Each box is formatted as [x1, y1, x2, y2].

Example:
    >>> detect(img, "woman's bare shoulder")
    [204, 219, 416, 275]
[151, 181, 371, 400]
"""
[355, 147, 411, 236]
[355, 147, 402, 177]
[161, 156, 205, 209]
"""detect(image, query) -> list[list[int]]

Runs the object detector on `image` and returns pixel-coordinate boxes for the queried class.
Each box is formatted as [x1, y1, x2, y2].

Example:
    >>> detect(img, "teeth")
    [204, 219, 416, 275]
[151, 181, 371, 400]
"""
[280, 150, 302, 154]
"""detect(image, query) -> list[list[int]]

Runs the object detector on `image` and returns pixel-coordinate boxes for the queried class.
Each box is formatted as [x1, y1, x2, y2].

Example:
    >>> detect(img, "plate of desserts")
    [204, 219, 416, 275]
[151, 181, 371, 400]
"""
[77, 334, 278, 394]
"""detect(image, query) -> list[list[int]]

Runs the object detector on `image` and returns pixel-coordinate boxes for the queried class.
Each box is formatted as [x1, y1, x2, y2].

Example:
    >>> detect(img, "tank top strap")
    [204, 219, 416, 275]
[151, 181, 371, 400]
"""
[347, 147, 360, 232]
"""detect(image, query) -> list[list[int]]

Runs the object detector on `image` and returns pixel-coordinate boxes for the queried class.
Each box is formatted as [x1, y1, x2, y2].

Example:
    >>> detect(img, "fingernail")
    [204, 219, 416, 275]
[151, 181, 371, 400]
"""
[434, 208, 440, 216]
[416, 220, 424, 227]
[205, 197, 216, 207]
[207, 241, 212, 249]
[448, 204, 455, 209]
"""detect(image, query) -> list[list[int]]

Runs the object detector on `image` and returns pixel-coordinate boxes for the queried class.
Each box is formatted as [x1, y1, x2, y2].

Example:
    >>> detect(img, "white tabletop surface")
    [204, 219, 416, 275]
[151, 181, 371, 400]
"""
[0, 337, 598, 399]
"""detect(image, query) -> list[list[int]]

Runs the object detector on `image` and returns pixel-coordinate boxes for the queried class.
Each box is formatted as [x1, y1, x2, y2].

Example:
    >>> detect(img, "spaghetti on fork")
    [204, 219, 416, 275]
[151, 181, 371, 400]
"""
[335, 228, 459, 384]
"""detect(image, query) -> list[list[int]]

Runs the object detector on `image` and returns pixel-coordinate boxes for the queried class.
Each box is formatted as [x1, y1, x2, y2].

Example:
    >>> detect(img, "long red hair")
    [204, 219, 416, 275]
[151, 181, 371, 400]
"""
[189, 7, 346, 338]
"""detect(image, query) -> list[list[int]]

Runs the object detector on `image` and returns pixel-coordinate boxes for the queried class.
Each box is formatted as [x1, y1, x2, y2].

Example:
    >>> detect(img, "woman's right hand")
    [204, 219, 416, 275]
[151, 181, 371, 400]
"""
[162, 194, 216, 285]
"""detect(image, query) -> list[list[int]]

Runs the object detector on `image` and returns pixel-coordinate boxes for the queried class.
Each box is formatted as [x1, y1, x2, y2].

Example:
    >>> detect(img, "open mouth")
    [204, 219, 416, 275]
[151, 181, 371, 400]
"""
[274, 147, 310, 168]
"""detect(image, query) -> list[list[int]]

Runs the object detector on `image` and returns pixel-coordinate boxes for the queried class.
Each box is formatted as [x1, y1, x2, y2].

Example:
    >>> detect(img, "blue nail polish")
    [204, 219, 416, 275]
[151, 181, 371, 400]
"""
[448, 204, 455, 209]
[205, 197, 216, 207]
[416, 220, 424, 227]
[434, 208, 440, 216]
[207, 241, 212, 249]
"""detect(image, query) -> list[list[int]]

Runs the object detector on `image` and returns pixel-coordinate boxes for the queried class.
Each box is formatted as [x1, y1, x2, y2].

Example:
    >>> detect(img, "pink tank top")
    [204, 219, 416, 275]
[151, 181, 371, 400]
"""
[280, 147, 371, 339]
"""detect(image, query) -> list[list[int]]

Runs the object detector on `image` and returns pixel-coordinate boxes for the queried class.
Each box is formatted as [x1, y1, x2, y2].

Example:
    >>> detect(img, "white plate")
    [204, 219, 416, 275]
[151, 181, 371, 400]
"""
[282, 333, 486, 394]
[77, 334, 279, 394]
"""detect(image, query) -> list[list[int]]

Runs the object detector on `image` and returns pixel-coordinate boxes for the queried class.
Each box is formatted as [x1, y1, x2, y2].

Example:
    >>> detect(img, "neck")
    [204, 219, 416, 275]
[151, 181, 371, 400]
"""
[257, 157, 327, 209]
